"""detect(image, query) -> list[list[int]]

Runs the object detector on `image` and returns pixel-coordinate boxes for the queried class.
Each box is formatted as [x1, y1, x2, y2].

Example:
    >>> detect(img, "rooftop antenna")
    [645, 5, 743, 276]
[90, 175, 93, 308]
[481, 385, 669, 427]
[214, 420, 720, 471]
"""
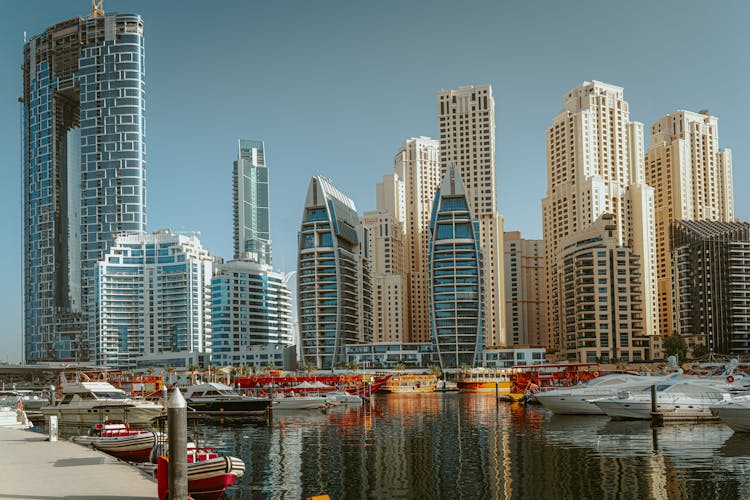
[91, 0, 104, 18]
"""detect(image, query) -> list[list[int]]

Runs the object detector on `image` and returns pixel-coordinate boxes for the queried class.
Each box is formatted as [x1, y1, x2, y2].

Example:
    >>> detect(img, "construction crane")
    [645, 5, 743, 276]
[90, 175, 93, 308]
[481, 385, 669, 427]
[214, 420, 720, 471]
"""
[91, 0, 104, 18]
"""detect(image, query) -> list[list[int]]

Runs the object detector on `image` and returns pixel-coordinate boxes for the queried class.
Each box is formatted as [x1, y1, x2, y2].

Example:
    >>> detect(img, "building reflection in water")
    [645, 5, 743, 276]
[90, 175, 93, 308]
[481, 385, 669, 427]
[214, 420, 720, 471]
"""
[189, 393, 750, 500]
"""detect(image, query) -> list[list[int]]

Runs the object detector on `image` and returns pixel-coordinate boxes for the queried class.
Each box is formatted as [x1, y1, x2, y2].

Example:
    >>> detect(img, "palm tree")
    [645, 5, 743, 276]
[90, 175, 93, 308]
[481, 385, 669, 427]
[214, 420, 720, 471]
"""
[394, 361, 407, 374]
[427, 362, 443, 379]
[187, 364, 200, 385]
[164, 365, 175, 385]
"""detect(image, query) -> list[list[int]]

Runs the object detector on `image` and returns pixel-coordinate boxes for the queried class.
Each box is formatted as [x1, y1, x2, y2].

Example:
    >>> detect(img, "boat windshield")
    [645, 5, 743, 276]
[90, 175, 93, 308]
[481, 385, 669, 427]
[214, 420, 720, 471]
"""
[93, 392, 128, 400]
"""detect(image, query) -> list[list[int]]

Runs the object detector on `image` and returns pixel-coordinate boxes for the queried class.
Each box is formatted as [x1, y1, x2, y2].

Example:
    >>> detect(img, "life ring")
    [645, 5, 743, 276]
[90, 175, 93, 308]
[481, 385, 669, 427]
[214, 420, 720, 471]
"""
[592, 371, 600, 378]
[727, 375, 735, 383]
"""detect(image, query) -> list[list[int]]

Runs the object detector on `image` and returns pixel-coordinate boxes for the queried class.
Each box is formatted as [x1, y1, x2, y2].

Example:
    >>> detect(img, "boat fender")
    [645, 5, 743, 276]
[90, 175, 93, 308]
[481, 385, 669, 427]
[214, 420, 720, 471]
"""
[727, 375, 735, 383]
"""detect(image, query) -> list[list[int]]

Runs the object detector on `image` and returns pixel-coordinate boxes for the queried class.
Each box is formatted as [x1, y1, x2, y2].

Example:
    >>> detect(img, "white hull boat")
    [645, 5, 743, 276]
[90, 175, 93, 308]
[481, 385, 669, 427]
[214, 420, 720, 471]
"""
[712, 396, 750, 432]
[325, 391, 363, 405]
[592, 382, 732, 420]
[536, 374, 668, 415]
[0, 406, 32, 430]
[273, 396, 328, 410]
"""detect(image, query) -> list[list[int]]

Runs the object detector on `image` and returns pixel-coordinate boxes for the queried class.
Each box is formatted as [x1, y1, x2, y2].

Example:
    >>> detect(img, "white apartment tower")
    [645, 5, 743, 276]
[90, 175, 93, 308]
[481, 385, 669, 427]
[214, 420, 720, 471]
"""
[393, 137, 442, 342]
[645, 110, 735, 336]
[542, 81, 658, 360]
[94, 230, 213, 369]
[438, 86, 506, 346]
[503, 232, 547, 347]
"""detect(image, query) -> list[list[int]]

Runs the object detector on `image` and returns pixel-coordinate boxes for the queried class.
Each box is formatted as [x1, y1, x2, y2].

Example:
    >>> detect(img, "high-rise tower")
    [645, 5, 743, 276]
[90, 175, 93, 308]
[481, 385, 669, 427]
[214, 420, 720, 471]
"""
[393, 137, 441, 343]
[429, 165, 483, 369]
[297, 176, 372, 369]
[233, 139, 272, 265]
[438, 86, 505, 347]
[22, 13, 146, 362]
[542, 81, 657, 361]
[645, 110, 734, 337]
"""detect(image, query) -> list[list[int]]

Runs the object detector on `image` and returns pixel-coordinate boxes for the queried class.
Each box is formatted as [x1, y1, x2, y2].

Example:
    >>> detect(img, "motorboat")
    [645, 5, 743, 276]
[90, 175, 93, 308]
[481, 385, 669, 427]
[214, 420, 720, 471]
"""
[41, 373, 163, 425]
[0, 394, 32, 430]
[325, 391, 363, 405]
[71, 422, 164, 463]
[152, 443, 245, 500]
[184, 383, 272, 416]
[273, 394, 329, 410]
[535, 374, 670, 415]
[592, 381, 733, 420]
[711, 395, 750, 433]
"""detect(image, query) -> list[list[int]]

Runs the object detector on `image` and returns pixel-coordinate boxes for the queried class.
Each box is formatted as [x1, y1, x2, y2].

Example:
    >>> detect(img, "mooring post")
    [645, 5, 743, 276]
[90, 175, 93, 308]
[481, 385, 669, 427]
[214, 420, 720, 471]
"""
[650, 384, 663, 427]
[167, 387, 188, 499]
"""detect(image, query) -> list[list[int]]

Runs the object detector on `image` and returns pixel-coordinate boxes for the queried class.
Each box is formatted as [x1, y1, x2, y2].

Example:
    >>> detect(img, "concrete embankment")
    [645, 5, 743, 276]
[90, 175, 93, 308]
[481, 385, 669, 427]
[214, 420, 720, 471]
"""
[0, 427, 157, 499]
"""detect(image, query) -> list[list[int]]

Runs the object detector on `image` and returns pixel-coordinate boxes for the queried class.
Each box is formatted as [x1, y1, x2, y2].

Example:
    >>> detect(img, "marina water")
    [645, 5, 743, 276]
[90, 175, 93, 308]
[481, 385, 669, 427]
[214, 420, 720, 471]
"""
[51, 392, 750, 499]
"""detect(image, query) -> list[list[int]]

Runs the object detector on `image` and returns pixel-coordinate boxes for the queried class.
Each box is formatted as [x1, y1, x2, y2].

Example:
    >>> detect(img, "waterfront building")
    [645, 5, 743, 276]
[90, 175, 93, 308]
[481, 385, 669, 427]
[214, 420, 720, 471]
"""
[22, 12, 146, 362]
[429, 165, 483, 370]
[542, 81, 658, 360]
[477, 345, 546, 369]
[344, 342, 439, 369]
[438, 86, 506, 346]
[94, 230, 213, 369]
[233, 139, 272, 265]
[298, 176, 372, 369]
[645, 111, 735, 337]
[393, 137, 442, 343]
[210, 258, 294, 366]
[554, 215, 651, 362]
[503, 232, 547, 346]
[671, 220, 750, 354]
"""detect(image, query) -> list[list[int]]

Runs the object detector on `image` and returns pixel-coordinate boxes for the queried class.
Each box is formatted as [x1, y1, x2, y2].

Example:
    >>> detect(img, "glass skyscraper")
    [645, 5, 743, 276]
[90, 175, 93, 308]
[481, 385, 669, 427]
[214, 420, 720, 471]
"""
[298, 176, 372, 370]
[429, 165, 483, 370]
[233, 139, 272, 265]
[22, 13, 146, 362]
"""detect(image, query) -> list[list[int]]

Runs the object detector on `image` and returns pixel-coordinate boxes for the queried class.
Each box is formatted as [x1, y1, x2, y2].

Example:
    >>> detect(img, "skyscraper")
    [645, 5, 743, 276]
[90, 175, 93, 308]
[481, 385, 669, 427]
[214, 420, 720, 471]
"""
[211, 258, 294, 366]
[362, 173, 407, 343]
[429, 165, 483, 369]
[233, 139, 272, 265]
[503, 231, 547, 346]
[542, 81, 657, 361]
[671, 220, 750, 354]
[645, 110, 735, 337]
[438, 86, 505, 347]
[95, 230, 212, 369]
[297, 176, 372, 369]
[393, 137, 441, 343]
[22, 12, 146, 362]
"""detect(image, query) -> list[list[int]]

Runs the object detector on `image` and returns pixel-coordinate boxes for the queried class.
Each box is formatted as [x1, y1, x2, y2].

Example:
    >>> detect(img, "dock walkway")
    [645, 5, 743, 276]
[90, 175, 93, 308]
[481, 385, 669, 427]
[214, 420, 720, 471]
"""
[0, 427, 157, 499]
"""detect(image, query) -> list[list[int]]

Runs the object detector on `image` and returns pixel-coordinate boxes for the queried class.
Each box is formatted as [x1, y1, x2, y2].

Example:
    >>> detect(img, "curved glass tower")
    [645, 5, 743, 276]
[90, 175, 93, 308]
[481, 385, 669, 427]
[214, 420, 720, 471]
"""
[298, 176, 372, 370]
[429, 165, 483, 370]
[23, 13, 146, 362]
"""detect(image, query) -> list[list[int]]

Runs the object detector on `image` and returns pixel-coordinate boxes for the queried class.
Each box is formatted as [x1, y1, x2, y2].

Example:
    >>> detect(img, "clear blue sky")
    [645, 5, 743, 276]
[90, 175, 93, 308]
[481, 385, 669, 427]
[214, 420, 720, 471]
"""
[1, 0, 748, 362]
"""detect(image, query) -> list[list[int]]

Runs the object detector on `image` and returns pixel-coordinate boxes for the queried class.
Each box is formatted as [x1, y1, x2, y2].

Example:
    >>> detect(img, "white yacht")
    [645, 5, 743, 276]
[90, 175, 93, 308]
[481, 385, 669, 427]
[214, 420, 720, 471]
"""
[0, 393, 32, 430]
[535, 374, 669, 415]
[325, 391, 363, 405]
[184, 382, 273, 415]
[711, 395, 750, 433]
[273, 394, 329, 410]
[592, 382, 732, 420]
[41, 376, 163, 425]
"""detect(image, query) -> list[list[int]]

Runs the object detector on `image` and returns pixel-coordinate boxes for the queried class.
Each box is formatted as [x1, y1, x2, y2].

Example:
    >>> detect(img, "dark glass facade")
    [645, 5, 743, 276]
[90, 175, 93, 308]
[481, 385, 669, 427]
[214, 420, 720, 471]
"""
[23, 13, 146, 362]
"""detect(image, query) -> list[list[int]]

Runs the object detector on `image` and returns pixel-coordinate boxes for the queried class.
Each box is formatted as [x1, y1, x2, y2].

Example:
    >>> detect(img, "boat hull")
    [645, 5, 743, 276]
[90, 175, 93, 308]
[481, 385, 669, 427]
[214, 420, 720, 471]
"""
[185, 398, 271, 415]
[73, 432, 164, 463]
[41, 405, 163, 425]
[713, 405, 750, 432]
[456, 381, 512, 394]
[535, 394, 605, 415]
[273, 397, 328, 410]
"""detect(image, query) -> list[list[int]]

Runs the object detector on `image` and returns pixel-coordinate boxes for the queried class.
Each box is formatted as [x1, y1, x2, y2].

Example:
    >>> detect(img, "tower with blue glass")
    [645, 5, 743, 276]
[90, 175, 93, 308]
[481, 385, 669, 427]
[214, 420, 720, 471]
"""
[22, 12, 146, 362]
[233, 139, 272, 265]
[297, 176, 372, 370]
[428, 165, 483, 370]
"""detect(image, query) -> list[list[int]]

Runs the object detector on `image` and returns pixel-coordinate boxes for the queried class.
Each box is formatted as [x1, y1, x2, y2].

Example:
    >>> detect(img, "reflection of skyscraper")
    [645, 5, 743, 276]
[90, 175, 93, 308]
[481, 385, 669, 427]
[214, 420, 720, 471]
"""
[23, 12, 146, 362]
[233, 139, 272, 265]
[297, 176, 372, 369]
[429, 165, 482, 369]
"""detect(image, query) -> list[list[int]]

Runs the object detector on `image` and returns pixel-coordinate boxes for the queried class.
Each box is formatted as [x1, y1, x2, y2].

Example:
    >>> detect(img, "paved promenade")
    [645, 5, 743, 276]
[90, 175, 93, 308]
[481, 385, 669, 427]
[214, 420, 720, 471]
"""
[0, 427, 157, 499]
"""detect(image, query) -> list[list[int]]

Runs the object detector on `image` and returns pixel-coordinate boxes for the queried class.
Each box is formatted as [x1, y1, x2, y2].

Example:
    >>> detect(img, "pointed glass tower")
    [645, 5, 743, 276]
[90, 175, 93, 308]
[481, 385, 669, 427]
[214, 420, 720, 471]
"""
[428, 165, 483, 370]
